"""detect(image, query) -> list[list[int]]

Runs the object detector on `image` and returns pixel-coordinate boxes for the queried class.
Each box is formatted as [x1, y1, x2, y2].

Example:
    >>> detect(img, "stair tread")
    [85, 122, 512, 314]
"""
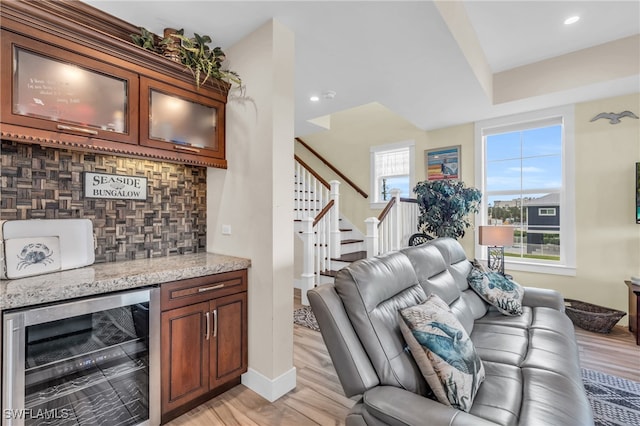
[320, 270, 338, 277]
[331, 251, 367, 262]
[341, 239, 363, 244]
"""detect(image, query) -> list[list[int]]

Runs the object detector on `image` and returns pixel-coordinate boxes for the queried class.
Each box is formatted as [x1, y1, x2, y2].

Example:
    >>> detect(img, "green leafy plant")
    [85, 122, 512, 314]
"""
[131, 27, 163, 54]
[165, 32, 241, 89]
[414, 179, 482, 239]
[131, 27, 242, 90]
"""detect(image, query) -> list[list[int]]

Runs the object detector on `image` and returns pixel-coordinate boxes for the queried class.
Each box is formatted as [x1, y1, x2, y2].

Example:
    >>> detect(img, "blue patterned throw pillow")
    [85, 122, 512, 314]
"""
[399, 294, 485, 412]
[467, 264, 524, 316]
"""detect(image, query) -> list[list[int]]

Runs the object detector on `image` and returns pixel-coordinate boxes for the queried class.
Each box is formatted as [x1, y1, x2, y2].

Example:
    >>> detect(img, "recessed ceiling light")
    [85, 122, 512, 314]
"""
[309, 95, 320, 102]
[564, 16, 580, 25]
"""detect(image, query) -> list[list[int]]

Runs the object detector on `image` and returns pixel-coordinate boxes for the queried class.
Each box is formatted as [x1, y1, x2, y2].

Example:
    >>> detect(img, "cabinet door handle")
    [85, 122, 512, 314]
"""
[205, 311, 210, 340]
[198, 284, 224, 293]
[213, 309, 218, 338]
[57, 124, 99, 135]
[173, 145, 200, 153]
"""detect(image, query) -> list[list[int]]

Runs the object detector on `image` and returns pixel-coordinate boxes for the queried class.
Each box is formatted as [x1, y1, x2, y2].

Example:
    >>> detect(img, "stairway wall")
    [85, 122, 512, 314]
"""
[295, 103, 429, 231]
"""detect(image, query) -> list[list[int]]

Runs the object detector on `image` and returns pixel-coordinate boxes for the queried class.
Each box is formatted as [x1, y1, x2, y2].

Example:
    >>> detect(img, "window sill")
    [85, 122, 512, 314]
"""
[504, 260, 576, 276]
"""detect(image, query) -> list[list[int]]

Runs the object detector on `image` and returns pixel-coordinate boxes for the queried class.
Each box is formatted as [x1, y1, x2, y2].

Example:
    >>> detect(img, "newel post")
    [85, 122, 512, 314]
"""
[365, 217, 380, 258]
[300, 217, 315, 306]
[390, 188, 402, 250]
[330, 180, 341, 260]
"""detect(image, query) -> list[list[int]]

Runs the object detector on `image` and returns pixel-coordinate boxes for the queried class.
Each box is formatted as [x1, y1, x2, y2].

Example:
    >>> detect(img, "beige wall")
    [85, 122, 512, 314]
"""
[300, 93, 640, 323]
[207, 20, 295, 391]
[509, 93, 639, 324]
[297, 103, 428, 233]
[423, 122, 477, 254]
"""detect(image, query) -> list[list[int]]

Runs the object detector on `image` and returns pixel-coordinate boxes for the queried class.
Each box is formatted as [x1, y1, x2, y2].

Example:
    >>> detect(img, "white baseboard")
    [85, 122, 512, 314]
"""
[293, 278, 302, 289]
[241, 367, 297, 402]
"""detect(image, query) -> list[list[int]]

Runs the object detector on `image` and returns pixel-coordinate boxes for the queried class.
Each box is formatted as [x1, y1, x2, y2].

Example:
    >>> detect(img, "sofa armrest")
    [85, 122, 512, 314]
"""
[362, 386, 499, 426]
[522, 286, 565, 312]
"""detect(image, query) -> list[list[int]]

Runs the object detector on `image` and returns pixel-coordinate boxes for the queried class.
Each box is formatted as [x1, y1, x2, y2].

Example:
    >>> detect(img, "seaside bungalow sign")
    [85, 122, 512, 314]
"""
[84, 172, 147, 200]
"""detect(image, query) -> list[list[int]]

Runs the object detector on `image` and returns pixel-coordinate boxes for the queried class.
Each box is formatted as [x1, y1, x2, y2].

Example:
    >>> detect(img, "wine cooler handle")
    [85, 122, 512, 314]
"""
[205, 311, 210, 340]
[4, 318, 15, 426]
[213, 309, 218, 338]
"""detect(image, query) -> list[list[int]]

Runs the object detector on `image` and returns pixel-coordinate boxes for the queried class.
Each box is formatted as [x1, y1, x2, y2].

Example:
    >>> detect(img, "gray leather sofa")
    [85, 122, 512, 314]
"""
[308, 238, 593, 426]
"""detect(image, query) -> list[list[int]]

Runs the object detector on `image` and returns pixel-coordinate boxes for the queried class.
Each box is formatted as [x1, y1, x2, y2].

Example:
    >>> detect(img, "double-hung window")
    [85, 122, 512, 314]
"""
[370, 141, 415, 208]
[475, 106, 575, 275]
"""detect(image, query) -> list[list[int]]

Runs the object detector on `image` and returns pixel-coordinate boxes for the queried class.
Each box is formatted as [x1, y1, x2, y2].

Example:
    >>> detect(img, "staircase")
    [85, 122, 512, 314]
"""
[293, 155, 418, 305]
[293, 165, 366, 280]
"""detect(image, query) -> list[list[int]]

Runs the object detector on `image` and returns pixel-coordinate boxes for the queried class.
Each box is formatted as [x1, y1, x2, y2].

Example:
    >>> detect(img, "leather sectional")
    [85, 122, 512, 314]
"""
[308, 237, 593, 425]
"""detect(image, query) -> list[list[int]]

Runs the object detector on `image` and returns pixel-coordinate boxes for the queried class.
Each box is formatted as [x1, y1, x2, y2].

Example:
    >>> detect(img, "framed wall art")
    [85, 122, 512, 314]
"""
[425, 145, 460, 181]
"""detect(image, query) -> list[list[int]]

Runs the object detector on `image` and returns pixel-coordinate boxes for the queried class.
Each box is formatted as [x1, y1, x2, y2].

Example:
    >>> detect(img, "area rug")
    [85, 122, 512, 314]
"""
[293, 306, 320, 332]
[294, 307, 640, 425]
[582, 368, 640, 426]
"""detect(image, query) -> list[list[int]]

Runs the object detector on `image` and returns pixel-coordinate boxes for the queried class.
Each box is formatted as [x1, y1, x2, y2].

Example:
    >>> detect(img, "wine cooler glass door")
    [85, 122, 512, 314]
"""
[2, 289, 159, 426]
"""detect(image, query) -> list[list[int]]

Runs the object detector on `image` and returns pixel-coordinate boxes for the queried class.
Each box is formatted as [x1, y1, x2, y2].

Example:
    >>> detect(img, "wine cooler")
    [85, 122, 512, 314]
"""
[2, 288, 160, 426]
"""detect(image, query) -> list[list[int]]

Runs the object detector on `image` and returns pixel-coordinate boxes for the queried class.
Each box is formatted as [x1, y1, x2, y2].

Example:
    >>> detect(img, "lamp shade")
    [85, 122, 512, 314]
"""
[479, 226, 514, 247]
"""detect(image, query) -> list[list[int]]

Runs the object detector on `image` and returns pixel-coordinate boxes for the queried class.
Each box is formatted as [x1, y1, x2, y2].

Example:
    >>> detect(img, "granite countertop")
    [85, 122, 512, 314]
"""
[0, 253, 251, 310]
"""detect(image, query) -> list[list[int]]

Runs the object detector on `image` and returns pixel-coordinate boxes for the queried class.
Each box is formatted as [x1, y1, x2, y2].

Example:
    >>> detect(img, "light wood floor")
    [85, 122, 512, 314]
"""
[167, 289, 640, 425]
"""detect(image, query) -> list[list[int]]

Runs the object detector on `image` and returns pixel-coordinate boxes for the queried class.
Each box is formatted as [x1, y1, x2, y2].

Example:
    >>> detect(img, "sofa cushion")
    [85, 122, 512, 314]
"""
[470, 361, 523, 426]
[467, 266, 524, 316]
[334, 251, 431, 396]
[470, 323, 529, 366]
[519, 367, 593, 426]
[399, 294, 485, 412]
[475, 306, 533, 329]
[400, 244, 461, 305]
[522, 328, 581, 384]
[429, 237, 474, 292]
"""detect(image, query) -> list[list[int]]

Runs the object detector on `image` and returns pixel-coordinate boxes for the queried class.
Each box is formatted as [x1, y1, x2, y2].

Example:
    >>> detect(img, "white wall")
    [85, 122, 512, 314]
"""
[206, 19, 296, 401]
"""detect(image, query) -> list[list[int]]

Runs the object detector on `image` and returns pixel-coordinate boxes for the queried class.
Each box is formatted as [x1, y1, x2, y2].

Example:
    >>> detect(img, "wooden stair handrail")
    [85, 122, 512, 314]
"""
[377, 197, 417, 227]
[377, 197, 397, 224]
[294, 155, 330, 189]
[296, 137, 368, 199]
[313, 199, 335, 227]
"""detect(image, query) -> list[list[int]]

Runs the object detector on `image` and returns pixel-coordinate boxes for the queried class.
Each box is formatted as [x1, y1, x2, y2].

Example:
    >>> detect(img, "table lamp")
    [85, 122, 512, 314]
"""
[478, 225, 514, 275]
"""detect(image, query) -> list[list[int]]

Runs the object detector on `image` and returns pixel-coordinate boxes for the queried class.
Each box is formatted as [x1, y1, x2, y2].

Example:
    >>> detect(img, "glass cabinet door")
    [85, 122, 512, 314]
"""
[140, 77, 225, 159]
[1, 30, 138, 145]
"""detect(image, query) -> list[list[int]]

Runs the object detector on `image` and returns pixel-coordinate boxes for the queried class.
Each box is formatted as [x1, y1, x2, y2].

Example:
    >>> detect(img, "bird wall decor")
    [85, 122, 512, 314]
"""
[590, 110, 639, 124]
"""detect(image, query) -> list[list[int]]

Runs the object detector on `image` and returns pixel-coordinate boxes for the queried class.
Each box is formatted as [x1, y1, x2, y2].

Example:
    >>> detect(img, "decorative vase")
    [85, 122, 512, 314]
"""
[163, 28, 181, 63]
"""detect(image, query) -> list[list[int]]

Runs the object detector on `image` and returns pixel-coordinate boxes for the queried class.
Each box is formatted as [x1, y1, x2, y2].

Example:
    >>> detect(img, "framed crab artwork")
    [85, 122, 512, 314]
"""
[3, 236, 62, 279]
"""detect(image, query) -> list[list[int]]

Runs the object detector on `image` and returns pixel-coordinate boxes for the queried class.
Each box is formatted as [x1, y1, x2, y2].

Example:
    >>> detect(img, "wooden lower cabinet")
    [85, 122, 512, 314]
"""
[160, 271, 248, 423]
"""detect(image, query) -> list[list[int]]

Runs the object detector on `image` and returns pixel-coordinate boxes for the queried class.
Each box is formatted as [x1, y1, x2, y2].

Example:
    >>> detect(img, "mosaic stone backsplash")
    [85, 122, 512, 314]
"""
[0, 141, 207, 263]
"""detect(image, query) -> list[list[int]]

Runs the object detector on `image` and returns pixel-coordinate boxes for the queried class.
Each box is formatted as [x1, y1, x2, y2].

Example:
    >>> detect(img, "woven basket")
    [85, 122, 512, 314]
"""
[564, 299, 626, 333]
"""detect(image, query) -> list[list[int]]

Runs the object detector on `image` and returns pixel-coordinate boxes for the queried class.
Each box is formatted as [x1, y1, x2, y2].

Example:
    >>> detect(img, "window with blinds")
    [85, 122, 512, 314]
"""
[370, 141, 415, 205]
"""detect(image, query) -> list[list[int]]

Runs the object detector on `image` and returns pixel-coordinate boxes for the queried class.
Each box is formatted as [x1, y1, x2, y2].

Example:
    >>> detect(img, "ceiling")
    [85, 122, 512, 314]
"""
[86, 1, 640, 136]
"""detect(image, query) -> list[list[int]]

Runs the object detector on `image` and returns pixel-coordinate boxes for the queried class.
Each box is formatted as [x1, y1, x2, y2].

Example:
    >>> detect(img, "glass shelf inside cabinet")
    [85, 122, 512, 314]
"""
[149, 89, 218, 150]
[13, 48, 128, 134]
[22, 304, 150, 426]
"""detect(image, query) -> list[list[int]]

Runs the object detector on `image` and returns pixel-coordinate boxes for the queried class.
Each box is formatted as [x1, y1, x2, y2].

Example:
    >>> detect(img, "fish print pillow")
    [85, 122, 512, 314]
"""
[467, 264, 524, 316]
[399, 294, 485, 412]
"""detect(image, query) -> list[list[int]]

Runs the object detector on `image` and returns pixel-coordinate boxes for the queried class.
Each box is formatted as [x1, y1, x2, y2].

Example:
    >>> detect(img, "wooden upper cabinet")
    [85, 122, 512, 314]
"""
[140, 77, 225, 160]
[1, 30, 139, 145]
[0, 0, 229, 169]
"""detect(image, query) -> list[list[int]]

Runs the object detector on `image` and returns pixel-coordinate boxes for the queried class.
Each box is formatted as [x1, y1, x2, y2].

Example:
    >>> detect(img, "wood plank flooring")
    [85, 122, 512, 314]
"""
[166, 289, 640, 425]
